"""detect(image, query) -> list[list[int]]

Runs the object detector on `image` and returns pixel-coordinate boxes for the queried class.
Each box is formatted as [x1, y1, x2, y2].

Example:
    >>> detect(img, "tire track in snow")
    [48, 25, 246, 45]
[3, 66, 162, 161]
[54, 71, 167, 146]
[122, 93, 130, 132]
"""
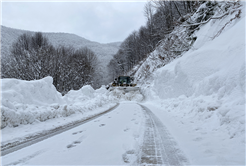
[1, 103, 119, 156]
[138, 104, 188, 165]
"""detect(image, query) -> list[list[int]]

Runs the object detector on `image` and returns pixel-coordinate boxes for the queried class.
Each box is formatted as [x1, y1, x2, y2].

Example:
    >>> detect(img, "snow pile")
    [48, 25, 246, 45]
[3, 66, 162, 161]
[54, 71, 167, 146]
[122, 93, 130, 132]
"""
[1, 77, 66, 128]
[64, 85, 115, 111]
[1, 78, 102, 128]
[64, 85, 143, 109]
[108, 89, 143, 102]
[1, 76, 62, 105]
[1, 77, 143, 129]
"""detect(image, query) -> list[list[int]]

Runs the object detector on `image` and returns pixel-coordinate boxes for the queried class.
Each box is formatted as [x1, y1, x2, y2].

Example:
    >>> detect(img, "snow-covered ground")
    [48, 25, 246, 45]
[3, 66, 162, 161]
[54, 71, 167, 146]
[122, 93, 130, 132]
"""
[2, 102, 146, 165]
[0, 76, 142, 145]
[1, 1, 245, 165]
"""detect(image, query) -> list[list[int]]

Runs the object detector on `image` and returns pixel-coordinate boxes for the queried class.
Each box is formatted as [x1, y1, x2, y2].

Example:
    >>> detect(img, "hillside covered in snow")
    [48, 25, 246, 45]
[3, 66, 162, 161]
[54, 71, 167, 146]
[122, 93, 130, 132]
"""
[133, 1, 245, 164]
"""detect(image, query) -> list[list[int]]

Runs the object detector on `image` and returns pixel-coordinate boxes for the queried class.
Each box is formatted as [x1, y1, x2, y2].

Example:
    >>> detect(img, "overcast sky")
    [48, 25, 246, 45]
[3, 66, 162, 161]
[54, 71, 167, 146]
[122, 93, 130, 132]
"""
[1, 0, 147, 43]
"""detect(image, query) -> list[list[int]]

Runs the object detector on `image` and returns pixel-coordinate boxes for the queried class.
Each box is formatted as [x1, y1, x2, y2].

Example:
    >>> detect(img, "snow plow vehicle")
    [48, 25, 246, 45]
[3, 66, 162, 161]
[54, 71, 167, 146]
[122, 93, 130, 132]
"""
[108, 76, 140, 92]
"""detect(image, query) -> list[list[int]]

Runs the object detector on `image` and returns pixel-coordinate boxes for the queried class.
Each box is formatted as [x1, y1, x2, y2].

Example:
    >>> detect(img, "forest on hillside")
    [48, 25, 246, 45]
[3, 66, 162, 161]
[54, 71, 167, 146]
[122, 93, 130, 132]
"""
[108, 1, 239, 79]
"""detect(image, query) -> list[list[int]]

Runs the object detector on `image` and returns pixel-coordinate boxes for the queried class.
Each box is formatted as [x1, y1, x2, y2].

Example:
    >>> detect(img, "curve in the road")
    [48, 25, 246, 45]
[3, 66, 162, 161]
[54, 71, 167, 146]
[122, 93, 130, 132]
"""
[1, 103, 119, 156]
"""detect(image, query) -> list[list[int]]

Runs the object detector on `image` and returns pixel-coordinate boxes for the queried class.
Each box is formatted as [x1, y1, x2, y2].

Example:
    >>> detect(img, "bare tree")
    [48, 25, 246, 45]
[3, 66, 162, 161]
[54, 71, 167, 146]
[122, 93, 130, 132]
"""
[2, 32, 99, 94]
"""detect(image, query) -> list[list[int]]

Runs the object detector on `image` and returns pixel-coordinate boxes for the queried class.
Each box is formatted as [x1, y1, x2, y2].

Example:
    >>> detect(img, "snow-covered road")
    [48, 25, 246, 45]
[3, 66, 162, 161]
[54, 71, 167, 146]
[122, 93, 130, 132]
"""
[1, 102, 188, 165]
[1, 104, 119, 156]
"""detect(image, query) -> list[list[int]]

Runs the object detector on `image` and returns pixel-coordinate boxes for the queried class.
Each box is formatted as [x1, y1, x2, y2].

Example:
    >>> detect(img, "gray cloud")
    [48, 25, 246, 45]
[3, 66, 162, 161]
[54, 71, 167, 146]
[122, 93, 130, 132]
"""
[2, 1, 147, 43]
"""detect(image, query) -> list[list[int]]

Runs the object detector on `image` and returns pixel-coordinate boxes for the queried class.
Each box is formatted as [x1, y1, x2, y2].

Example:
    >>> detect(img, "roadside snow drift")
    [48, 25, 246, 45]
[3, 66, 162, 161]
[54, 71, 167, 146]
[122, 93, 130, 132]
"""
[1, 77, 143, 129]
[1, 77, 65, 128]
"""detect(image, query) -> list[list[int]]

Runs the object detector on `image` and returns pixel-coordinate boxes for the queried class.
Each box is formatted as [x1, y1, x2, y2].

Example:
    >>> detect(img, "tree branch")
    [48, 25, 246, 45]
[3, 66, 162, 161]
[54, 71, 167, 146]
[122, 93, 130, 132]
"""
[181, 9, 239, 27]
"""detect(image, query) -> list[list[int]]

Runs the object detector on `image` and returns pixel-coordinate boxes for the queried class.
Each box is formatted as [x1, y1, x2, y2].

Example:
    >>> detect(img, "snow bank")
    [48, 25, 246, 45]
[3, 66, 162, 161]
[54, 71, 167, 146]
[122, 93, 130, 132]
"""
[64, 85, 114, 112]
[108, 89, 143, 102]
[1, 77, 66, 128]
[153, 16, 245, 100]
[137, 2, 245, 164]
[1, 77, 143, 129]
[1, 76, 62, 106]
[0, 77, 102, 128]
[140, 0, 245, 139]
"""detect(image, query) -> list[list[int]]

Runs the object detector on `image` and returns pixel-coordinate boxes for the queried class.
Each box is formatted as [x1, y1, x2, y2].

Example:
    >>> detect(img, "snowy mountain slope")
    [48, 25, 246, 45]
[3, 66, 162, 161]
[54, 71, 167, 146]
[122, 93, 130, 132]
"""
[1, 26, 120, 65]
[134, 1, 245, 165]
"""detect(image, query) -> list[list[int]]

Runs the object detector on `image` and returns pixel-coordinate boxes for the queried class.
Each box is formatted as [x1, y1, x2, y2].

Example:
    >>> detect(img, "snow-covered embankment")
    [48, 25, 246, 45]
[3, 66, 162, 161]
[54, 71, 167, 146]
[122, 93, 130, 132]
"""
[136, 2, 245, 165]
[0, 77, 127, 128]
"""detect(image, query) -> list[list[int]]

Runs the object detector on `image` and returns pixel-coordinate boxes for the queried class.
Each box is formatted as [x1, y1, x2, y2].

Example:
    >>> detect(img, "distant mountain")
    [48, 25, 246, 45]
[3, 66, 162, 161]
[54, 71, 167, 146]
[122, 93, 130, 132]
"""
[106, 42, 122, 48]
[1, 26, 121, 66]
